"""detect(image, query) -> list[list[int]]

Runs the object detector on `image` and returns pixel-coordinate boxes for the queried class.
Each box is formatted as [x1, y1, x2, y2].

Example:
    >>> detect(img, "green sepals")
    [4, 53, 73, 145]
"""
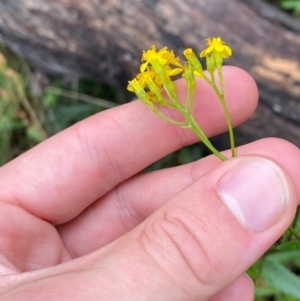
[183, 63, 195, 86]
[147, 77, 170, 106]
[129, 79, 151, 105]
[206, 55, 216, 74]
[160, 74, 178, 104]
[183, 63, 196, 113]
[183, 49, 204, 78]
[214, 52, 223, 68]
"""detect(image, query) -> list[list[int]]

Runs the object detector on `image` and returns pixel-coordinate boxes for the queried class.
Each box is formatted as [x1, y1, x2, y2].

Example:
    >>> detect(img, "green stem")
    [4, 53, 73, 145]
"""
[185, 80, 196, 115]
[219, 89, 235, 158]
[151, 107, 187, 126]
[153, 66, 227, 161]
[253, 257, 266, 285]
[158, 72, 181, 106]
[206, 76, 236, 158]
[202, 73, 212, 84]
[288, 207, 300, 241]
[292, 206, 300, 228]
[217, 66, 225, 96]
[169, 87, 226, 161]
[179, 108, 227, 161]
[288, 227, 300, 241]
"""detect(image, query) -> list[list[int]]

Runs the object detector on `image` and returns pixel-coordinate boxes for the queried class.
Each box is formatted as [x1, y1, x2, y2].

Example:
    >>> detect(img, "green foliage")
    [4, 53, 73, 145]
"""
[249, 209, 300, 300]
[280, 0, 300, 16]
[266, 0, 300, 16]
[261, 258, 300, 299]
[0, 50, 30, 165]
[250, 243, 300, 299]
[0, 44, 126, 166]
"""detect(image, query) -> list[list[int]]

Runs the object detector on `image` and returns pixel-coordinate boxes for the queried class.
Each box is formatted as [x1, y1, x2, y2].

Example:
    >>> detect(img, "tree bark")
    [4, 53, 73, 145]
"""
[1, 0, 300, 148]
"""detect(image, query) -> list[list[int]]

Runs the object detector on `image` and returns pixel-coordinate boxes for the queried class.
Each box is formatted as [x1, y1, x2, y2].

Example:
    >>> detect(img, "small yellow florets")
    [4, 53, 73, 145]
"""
[127, 46, 184, 106]
[140, 45, 182, 73]
[200, 37, 232, 58]
[126, 37, 234, 161]
[127, 37, 232, 105]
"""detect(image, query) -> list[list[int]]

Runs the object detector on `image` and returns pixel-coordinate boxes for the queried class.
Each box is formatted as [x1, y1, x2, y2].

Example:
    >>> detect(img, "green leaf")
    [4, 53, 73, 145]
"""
[267, 250, 300, 263]
[26, 125, 43, 143]
[248, 259, 263, 279]
[276, 241, 300, 251]
[44, 92, 57, 107]
[255, 285, 280, 296]
[280, 0, 300, 10]
[262, 258, 300, 299]
[280, 0, 300, 15]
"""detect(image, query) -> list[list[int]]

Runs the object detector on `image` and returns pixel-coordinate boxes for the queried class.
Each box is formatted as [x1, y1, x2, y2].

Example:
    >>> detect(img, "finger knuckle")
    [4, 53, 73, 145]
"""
[139, 207, 225, 289]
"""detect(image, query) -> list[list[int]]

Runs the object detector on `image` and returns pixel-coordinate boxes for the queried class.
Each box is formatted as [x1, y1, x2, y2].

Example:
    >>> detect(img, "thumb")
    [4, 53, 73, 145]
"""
[3, 156, 296, 301]
[114, 155, 297, 300]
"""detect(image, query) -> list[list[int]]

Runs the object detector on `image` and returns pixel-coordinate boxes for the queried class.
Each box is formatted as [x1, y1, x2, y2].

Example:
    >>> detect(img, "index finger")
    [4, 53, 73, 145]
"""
[0, 67, 258, 224]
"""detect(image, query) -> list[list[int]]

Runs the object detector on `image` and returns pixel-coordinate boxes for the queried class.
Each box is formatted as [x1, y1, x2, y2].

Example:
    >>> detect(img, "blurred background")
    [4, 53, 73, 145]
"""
[0, 0, 300, 299]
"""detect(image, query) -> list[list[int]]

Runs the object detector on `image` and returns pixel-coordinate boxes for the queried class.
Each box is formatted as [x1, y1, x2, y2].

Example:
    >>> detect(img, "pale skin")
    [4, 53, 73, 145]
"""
[0, 66, 300, 300]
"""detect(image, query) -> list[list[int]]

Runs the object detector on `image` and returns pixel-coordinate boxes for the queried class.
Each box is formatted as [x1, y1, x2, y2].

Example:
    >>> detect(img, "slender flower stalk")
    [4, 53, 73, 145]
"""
[127, 37, 234, 161]
[199, 37, 236, 157]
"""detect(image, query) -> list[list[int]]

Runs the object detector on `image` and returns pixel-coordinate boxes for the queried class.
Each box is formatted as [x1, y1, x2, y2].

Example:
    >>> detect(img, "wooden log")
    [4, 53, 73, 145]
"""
[0, 0, 300, 148]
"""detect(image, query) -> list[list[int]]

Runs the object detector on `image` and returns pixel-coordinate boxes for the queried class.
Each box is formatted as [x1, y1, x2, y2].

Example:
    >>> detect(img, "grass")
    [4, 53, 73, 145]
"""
[266, 0, 300, 16]
[0, 41, 126, 165]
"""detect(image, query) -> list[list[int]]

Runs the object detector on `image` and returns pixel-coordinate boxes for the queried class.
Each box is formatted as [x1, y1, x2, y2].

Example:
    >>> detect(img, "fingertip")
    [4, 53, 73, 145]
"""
[236, 137, 300, 204]
[174, 66, 258, 135]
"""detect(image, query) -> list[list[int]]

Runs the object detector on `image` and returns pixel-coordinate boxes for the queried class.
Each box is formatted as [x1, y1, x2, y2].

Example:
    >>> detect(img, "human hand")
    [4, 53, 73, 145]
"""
[0, 67, 299, 300]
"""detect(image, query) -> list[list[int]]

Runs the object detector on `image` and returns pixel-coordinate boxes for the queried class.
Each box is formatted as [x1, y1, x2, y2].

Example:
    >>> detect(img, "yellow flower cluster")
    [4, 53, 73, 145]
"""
[127, 37, 232, 107]
[127, 37, 234, 161]
[200, 37, 232, 58]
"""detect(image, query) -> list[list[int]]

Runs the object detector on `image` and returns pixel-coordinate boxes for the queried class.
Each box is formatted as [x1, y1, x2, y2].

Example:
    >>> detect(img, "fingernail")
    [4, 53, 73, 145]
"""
[218, 158, 289, 232]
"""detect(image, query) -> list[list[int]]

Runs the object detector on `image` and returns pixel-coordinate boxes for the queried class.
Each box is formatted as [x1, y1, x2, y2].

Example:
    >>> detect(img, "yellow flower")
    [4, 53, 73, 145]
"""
[127, 75, 166, 106]
[127, 63, 182, 93]
[127, 78, 143, 93]
[127, 78, 154, 106]
[140, 45, 182, 73]
[127, 67, 162, 92]
[200, 37, 232, 58]
[165, 65, 183, 77]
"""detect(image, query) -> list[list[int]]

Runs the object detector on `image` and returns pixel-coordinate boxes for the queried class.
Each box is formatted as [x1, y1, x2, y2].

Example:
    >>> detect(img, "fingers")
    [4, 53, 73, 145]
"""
[103, 155, 297, 300]
[58, 137, 300, 257]
[0, 200, 71, 275]
[4, 155, 296, 300]
[0, 67, 258, 224]
[209, 274, 254, 301]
